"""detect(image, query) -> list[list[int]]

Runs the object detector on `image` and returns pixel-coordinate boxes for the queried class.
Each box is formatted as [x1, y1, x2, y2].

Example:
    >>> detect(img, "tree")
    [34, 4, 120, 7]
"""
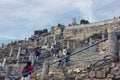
[80, 19, 90, 24]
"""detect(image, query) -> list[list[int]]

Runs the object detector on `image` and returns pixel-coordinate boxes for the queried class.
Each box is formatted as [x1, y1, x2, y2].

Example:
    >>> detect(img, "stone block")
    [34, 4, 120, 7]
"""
[75, 73, 87, 80]
[58, 72, 65, 79]
[49, 70, 55, 75]
[76, 73, 87, 79]
[73, 68, 81, 73]
[68, 68, 73, 74]
[89, 71, 96, 78]
[105, 67, 111, 74]
[96, 70, 107, 78]
[107, 74, 114, 78]
[111, 66, 120, 75]
[75, 74, 81, 80]
[111, 62, 116, 67]
[80, 66, 87, 71]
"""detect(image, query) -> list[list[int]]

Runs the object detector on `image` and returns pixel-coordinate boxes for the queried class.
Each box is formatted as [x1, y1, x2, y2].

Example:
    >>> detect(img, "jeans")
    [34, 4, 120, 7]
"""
[34, 56, 39, 63]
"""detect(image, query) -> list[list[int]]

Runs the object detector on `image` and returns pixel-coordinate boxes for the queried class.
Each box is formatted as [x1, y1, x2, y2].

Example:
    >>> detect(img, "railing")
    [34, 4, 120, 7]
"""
[2, 31, 120, 80]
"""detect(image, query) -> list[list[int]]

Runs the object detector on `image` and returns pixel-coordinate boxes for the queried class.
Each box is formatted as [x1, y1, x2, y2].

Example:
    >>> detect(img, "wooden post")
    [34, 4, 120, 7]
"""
[108, 28, 119, 62]
[42, 61, 50, 79]
[9, 47, 13, 57]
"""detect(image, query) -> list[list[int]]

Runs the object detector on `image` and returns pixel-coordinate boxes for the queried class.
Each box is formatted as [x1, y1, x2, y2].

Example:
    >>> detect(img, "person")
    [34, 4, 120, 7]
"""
[50, 44, 56, 57]
[62, 49, 69, 66]
[21, 61, 34, 80]
[25, 48, 29, 56]
[34, 47, 41, 63]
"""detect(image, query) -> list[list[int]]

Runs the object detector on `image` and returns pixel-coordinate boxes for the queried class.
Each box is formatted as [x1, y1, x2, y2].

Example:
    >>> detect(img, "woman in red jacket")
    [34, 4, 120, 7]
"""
[21, 61, 34, 80]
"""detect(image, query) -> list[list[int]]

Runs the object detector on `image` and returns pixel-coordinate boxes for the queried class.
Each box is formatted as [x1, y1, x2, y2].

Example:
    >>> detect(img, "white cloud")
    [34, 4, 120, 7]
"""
[0, 34, 17, 40]
[0, 0, 120, 41]
[71, 0, 96, 22]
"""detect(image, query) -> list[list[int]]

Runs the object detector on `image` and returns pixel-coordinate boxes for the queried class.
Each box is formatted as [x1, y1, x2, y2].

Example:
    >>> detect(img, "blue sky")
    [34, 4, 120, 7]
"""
[0, 0, 120, 46]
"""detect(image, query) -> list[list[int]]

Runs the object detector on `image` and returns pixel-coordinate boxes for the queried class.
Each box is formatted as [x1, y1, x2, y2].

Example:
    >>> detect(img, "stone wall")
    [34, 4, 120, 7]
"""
[63, 17, 120, 41]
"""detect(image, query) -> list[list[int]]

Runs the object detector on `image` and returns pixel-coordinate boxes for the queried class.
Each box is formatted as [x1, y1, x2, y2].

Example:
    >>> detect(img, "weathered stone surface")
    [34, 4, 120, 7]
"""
[111, 66, 120, 75]
[42, 61, 50, 79]
[73, 68, 81, 73]
[107, 74, 114, 78]
[75, 73, 87, 79]
[0, 75, 5, 80]
[89, 71, 96, 78]
[96, 70, 107, 78]
[68, 68, 73, 74]
[80, 66, 87, 71]
[108, 27, 119, 62]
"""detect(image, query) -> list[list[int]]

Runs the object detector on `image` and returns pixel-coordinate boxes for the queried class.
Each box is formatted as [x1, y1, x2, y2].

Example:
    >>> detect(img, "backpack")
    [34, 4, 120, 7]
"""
[22, 67, 29, 77]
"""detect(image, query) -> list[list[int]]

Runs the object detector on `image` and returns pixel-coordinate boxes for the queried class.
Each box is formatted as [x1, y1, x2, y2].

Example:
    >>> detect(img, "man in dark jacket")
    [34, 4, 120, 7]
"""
[34, 47, 41, 63]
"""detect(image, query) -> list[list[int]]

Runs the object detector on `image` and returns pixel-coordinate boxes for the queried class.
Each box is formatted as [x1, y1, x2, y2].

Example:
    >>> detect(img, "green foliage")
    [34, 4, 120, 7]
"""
[80, 19, 90, 24]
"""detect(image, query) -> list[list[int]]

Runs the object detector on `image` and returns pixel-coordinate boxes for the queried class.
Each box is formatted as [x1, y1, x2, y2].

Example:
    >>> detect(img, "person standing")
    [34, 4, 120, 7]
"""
[34, 47, 41, 63]
[62, 49, 69, 66]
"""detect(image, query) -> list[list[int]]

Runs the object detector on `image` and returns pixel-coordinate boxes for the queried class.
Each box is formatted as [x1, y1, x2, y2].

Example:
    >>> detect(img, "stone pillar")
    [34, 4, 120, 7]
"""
[16, 40, 19, 45]
[34, 39, 38, 47]
[16, 57, 20, 66]
[25, 38, 27, 42]
[72, 18, 77, 25]
[73, 42, 75, 50]
[42, 61, 50, 79]
[89, 38, 92, 50]
[2, 58, 6, 67]
[2, 43, 4, 47]
[108, 28, 119, 62]
[102, 29, 108, 40]
[30, 55, 34, 66]
[29, 54, 32, 61]
[67, 41, 70, 49]
[44, 37, 47, 45]
[16, 47, 21, 59]
[9, 47, 13, 57]
[89, 38, 92, 45]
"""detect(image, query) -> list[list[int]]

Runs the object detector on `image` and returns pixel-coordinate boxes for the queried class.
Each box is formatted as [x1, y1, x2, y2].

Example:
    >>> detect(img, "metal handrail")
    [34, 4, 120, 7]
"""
[9, 31, 120, 79]
[50, 38, 107, 65]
